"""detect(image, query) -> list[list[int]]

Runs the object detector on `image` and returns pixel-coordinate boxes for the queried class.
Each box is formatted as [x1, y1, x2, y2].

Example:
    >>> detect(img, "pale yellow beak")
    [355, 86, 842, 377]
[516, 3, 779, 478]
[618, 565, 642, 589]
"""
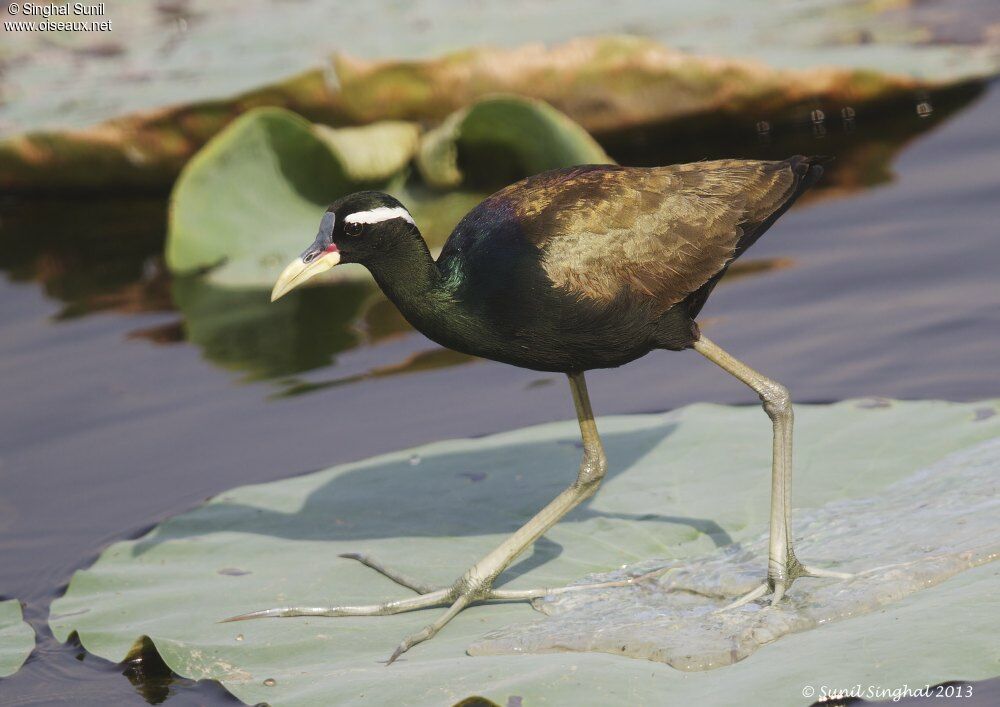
[270, 249, 341, 302]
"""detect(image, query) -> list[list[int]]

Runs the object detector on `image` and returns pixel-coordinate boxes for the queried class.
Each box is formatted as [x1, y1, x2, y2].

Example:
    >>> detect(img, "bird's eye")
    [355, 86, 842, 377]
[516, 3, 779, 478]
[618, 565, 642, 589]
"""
[344, 221, 363, 237]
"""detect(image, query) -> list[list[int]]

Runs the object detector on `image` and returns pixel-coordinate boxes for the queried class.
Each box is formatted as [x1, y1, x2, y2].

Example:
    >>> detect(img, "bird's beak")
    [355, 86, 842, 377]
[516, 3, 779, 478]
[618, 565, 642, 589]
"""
[270, 244, 340, 302]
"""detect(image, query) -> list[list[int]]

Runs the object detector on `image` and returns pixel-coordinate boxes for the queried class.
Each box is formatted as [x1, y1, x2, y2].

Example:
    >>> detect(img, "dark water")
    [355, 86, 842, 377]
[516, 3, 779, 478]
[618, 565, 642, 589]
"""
[1, 81, 999, 704]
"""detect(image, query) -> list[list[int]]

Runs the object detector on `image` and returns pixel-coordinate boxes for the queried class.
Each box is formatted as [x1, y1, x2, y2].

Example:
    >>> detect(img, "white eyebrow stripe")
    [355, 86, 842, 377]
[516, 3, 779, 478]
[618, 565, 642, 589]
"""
[344, 206, 415, 226]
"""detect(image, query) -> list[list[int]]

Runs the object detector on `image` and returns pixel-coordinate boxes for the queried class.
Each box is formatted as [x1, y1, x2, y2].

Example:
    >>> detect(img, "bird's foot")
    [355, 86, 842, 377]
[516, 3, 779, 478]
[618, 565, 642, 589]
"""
[221, 552, 664, 664]
[718, 553, 853, 611]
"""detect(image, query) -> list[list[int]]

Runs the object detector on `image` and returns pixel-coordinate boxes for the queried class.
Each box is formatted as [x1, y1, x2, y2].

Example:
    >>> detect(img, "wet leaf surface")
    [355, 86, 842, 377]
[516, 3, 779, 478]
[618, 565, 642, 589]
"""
[50, 401, 1000, 705]
[471, 437, 1000, 667]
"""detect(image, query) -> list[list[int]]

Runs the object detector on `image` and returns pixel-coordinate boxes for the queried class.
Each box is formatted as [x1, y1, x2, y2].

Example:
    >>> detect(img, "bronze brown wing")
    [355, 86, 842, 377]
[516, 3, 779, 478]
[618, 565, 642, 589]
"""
[493, 158, 819, 314]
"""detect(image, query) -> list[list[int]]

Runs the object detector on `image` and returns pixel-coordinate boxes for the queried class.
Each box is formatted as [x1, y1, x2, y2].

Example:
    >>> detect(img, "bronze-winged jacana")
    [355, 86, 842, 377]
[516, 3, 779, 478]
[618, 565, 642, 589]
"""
[227, 157, 852, 663]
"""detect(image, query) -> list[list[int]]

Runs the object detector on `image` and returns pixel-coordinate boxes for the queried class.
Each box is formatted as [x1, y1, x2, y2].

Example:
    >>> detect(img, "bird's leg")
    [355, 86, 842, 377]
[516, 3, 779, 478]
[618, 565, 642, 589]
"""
[378, 370, 609, 662]
[222, 372, 613, 663]
[692, 335, 852, 609]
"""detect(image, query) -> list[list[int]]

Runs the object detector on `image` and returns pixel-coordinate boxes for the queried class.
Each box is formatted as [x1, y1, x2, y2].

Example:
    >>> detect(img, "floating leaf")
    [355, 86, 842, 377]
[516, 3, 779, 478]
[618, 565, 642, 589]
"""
[470, 435, 1000, 665]
[5, 31, 993, 194]
[3, 2, 996, 144]
[0, 600, 34, 678]
[165, 98, 604, 288]
[332, 36, 982, 135]
[313, 121, 420, 184]
[417, 96, 612, 189]
[0, 66, 347, 194]
[165, 108, 416, 287]
[50, 400, 1000, 705]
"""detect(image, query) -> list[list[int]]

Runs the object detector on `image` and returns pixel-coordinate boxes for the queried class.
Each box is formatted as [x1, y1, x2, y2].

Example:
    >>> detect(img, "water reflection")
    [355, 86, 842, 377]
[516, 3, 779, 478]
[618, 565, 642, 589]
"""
[121, 638, 240, 705]
[0, 80, 983, 389]
[163, 277, 374, 380]
[600, 81, 985, 198]
[0, 196, 171, 318]
[276, 346, 478, 397]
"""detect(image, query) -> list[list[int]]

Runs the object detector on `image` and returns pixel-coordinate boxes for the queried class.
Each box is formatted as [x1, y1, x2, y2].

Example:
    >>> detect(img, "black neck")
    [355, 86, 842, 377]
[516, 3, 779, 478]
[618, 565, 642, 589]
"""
[363, 231, 468, 344]
[366, 231, 438, 301]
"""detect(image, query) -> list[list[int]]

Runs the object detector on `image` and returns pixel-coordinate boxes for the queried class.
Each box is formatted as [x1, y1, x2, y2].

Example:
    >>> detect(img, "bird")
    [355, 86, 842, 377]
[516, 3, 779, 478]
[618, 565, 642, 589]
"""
[226, 156, 852, 663]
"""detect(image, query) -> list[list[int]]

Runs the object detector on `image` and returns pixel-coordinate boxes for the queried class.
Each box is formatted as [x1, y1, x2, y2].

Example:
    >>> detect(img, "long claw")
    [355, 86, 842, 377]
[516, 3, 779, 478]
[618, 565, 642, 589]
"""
[386, 643, 407, 666]
[219, 608, 305, 622]
[220, 606, 357, 622]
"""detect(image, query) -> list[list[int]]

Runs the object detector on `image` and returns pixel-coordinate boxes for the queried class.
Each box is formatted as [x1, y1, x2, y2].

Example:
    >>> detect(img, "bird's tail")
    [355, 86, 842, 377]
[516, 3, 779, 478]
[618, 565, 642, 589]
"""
[789, 155, 833, 188]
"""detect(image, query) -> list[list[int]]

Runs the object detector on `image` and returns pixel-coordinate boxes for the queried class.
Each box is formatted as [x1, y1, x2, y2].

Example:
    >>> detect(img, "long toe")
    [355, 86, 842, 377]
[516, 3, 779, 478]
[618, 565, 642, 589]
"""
[716, 559, 854, 612]
[385, 594, 472, 665]
[801, 564, 854, 580]
[717, 582, 770, 612]
[769, 580, 787, 605]
[220, 589, 453, 623]
[338, 552, 440, 594]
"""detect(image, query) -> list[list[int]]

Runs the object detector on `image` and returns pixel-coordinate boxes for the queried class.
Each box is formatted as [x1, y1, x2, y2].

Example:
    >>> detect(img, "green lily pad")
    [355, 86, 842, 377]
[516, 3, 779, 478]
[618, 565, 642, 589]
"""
[2, 1, 996, 144]
[0, 600, 34, 678]
[312, 121, 420, 184]
[50, 400, 1000, 705]
[165, 108, 416, 287]
[416, 96, 612, 189]
[5, 23, 993, 194]
[165, 98, 607, 288]
[332, 35, 982, 136]
[470, 433, 1000, 666]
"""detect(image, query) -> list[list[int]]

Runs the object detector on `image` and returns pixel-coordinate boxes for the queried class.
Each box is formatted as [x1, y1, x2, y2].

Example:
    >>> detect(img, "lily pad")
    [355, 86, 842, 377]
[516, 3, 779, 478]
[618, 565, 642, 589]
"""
[5, 29, 993, 194]
[165, 108, 415, 287]
[0, 600, 35, 678]
[332, 35, 976, 136]
[50, 400, 1000, 705]
[417, 96, 612, 189]
[2, 0, 996, 144]
[470, 435, 1000, 666]
[312, 121, 420, 184]
[165, 99, 605, 287]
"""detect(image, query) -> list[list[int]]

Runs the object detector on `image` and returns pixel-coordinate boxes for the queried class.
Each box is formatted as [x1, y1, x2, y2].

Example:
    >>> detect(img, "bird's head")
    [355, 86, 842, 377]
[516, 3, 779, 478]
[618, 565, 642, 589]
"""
[270, 191, 417, 302]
